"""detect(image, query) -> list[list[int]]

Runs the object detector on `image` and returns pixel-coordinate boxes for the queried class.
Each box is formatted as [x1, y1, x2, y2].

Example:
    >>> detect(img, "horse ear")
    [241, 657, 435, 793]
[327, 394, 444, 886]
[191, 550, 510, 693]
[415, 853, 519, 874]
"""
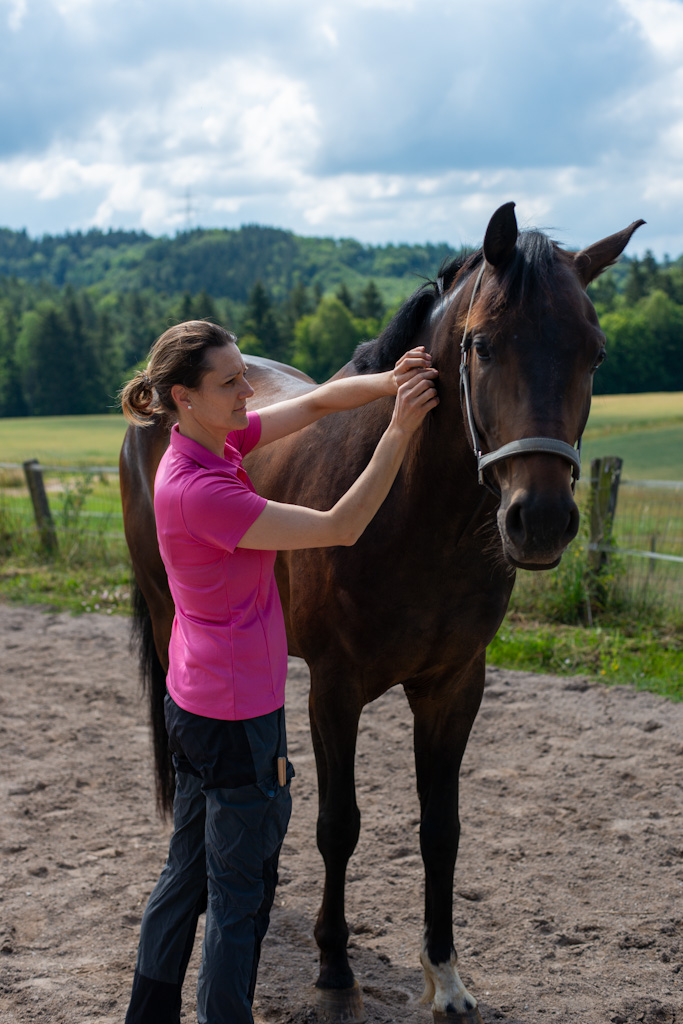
[483, 202, 518, 267]
[573, 220, 646, 286]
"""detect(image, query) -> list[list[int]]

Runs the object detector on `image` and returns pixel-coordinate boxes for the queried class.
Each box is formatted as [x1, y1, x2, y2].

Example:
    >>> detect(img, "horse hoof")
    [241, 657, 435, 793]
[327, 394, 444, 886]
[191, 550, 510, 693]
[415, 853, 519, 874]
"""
[433, 1006, 484, 1024]
[314, 980, 367, 1023]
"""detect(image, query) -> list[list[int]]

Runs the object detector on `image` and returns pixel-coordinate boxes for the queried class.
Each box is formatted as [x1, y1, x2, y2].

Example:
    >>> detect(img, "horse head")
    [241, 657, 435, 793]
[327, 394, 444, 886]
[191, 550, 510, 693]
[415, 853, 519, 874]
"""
[440, 202, 644, 571]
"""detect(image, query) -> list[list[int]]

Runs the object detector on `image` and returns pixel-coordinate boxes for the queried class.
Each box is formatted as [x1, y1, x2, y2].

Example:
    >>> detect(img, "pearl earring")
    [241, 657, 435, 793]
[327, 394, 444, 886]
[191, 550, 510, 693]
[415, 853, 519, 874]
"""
[187, 404, 192, 410]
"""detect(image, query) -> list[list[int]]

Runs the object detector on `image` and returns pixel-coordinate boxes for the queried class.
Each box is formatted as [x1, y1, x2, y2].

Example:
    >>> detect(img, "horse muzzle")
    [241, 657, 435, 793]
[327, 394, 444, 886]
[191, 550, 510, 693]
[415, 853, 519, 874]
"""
[497, 484, 580, 571]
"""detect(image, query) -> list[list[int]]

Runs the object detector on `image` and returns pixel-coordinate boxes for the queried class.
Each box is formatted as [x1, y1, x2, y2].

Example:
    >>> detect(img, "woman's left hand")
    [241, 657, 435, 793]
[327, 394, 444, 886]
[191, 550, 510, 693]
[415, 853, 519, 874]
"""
[391, 347, 437, 392]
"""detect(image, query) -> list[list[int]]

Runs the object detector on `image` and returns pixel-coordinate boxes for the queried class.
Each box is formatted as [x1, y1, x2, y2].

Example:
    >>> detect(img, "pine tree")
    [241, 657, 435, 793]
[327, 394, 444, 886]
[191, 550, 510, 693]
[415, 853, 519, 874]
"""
[357, 279, 384, 321]
[243, 281, 286, 361]
[16, 303, 75, 415]
[335, 282, 354, 311]
[195, 290, 218, 322]
[0, 302, 27, 416]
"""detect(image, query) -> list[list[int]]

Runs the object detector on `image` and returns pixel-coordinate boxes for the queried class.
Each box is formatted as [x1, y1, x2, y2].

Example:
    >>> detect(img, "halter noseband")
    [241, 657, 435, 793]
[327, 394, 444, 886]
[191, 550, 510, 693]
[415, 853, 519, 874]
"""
[458, 263, 582, 499]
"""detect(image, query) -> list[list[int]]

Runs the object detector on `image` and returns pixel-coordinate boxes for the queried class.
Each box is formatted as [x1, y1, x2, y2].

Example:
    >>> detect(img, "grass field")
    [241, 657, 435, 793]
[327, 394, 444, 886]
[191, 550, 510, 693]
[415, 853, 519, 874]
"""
[582, 392, 683, 480]
[0, 414, 128, 467]
[0, 391, 682, 477]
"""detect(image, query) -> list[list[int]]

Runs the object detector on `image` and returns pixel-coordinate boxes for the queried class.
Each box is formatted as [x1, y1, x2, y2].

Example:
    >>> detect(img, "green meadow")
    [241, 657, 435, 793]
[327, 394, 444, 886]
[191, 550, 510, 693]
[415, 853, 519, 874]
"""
[0, 390, 681, 477]
[581, 392, 683, 481]
[0, 414, 128, 467]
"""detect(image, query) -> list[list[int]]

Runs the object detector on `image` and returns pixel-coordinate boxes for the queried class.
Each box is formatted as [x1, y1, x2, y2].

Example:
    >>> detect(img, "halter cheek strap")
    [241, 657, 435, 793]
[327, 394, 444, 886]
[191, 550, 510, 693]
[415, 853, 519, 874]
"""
[458, 263, 582, 498]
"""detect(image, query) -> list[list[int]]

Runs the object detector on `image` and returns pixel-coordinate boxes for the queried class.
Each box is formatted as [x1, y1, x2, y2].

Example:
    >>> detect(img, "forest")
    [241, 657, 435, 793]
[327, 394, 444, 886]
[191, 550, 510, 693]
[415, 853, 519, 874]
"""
[0, 223, 681, 417]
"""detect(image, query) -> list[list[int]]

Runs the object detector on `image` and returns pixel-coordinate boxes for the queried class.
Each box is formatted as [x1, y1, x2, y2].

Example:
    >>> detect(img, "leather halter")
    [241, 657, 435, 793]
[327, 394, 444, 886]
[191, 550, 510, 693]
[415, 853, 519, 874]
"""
[458, 263, 582, 499]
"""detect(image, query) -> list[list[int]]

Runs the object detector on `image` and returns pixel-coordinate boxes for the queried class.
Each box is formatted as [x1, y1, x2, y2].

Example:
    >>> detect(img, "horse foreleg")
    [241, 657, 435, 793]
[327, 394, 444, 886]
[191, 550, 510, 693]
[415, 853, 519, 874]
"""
[309, 685, 366, 1022]
[406, 666, 485, 1024]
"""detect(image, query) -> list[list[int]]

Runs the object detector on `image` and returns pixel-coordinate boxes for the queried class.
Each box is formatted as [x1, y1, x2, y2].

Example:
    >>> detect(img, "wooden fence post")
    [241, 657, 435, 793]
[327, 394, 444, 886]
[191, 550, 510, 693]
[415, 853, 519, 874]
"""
[588, 456, 623, 573]
[22, 459, 58, 555]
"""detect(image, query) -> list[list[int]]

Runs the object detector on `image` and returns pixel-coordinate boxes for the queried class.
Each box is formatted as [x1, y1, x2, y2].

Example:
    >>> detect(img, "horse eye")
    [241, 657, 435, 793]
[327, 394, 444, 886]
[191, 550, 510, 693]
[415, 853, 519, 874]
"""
[473, 338, 491, 361]
[593, 349, 607, 372]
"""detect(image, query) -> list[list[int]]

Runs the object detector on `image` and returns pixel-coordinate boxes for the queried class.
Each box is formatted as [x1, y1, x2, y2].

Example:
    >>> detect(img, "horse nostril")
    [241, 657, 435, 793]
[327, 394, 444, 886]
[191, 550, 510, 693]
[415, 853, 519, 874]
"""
[505, 500, 526, 547]
[565, 503, 580, 545]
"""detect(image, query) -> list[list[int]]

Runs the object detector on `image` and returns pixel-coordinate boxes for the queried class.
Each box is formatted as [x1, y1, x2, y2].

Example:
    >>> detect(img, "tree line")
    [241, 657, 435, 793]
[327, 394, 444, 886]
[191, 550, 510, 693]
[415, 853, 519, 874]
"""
[0, 224, 681, 417]
[0, 272, 389, 417]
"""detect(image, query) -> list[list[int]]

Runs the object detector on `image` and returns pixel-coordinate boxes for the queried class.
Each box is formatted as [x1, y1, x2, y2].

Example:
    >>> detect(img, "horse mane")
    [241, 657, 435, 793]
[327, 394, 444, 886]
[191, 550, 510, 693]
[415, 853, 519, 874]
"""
[352, 253, 471, 372]
[352, 230, 566, 372]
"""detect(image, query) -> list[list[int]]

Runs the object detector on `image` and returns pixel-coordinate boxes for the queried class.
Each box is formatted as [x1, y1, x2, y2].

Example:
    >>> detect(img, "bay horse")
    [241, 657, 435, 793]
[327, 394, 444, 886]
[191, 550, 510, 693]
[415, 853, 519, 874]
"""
[120, 203, 643, 1023]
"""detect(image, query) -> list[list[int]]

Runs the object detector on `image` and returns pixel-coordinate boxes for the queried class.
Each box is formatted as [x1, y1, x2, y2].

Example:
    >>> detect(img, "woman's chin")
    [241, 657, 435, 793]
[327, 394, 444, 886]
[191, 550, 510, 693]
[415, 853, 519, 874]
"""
[229, 408, 249, 430]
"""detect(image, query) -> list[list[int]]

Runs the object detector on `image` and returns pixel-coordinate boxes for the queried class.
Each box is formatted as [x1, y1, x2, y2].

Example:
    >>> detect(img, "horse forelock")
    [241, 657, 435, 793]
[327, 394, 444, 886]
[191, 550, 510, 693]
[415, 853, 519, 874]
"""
[469, 230, 570, 331]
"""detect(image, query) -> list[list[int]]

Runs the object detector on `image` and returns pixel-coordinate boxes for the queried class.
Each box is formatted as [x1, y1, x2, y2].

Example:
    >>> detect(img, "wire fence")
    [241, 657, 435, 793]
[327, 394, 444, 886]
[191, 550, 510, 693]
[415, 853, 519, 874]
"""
[598, 477, 683, 610]
[0, 461, 126, 555]
[1, 459, 682, 612]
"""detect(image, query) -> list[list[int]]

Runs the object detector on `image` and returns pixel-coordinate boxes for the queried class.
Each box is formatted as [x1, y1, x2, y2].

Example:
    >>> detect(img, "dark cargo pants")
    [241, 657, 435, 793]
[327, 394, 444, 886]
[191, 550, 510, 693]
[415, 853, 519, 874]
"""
[125, 695, 293, 1024]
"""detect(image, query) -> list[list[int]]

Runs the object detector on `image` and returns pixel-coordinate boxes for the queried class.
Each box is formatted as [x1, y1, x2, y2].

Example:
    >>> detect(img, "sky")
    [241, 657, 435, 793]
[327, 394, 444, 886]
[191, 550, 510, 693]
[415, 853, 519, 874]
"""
[1, 0, 682, 257]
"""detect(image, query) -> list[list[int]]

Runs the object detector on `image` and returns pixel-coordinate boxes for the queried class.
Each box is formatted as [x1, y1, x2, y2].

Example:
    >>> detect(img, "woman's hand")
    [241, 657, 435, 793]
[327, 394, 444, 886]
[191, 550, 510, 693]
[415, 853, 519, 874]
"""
[391, 346, 438, 392]
[389, 370, 439, 438]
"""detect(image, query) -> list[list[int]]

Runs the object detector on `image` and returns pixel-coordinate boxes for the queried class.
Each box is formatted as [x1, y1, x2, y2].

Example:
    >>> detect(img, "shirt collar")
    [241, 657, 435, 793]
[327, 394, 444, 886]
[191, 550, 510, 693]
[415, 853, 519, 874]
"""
[170, 423, 242, 471]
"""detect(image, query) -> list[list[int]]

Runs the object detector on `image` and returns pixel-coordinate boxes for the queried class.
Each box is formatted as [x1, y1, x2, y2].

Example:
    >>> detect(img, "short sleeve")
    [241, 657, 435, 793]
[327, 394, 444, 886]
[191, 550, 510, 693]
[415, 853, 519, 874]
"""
[227, 411, 262, 457]
[179, 470, 267, 553]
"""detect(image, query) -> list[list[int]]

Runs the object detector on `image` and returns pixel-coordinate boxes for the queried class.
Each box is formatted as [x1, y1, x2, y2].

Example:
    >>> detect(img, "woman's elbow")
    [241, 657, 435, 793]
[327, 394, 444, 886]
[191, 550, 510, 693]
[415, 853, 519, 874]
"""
[335, 521, 365, 547]
[323, 506, 367, 548]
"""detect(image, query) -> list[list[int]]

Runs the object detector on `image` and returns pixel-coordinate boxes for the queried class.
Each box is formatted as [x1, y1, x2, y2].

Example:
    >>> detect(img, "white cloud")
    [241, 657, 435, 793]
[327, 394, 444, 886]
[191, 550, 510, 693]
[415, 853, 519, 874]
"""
[617, 0, 683, 61]
[0, 0, 679, 255]
[3, 0, 27, 30]
[316, 21, 339, 47]
[0, 55, 321, 234]
[350, 0, 416, 8]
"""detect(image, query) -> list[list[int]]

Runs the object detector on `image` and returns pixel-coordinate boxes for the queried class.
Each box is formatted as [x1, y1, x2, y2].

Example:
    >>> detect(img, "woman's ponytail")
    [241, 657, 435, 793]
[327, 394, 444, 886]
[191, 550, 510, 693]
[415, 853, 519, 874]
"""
[119, 370, 158, 427]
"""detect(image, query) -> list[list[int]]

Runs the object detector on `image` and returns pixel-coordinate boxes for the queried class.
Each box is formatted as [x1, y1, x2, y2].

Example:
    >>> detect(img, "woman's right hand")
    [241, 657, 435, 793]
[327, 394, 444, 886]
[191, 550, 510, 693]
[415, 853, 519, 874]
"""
[389, 371, 439, 437]
[392, 346, 437, 391]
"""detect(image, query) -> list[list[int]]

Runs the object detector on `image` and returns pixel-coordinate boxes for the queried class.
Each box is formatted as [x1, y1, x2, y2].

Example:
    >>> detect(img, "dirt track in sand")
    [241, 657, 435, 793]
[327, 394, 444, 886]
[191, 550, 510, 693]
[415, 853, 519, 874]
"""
[0, 602, 682, 1024]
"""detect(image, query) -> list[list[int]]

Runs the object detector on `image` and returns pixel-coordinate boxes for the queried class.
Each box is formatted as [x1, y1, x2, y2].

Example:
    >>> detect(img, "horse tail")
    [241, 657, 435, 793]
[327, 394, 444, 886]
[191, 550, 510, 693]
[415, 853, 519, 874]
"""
[130, 580, 175, 817]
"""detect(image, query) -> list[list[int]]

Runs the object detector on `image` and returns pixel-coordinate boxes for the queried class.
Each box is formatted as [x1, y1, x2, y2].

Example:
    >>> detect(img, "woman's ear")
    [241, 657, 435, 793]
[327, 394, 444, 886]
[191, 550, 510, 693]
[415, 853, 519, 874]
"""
[171, 383, 191, 410]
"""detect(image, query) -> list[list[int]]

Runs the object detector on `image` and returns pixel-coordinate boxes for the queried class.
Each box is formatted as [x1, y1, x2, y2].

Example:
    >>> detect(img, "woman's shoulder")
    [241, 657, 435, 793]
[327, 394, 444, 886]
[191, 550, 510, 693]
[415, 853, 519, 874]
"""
[176, 460, 267, 552]
[227, 410, 261, 457]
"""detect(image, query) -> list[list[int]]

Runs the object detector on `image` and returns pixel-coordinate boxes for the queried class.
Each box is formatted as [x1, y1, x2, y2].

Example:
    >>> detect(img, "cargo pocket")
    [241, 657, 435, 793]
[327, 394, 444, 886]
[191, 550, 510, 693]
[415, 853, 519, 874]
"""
[257, 764, 293, 861]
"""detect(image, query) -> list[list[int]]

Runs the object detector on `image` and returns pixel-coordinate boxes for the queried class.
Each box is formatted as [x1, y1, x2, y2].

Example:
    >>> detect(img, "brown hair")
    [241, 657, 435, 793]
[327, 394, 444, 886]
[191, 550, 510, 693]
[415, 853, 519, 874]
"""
[119, 320, 237, 427]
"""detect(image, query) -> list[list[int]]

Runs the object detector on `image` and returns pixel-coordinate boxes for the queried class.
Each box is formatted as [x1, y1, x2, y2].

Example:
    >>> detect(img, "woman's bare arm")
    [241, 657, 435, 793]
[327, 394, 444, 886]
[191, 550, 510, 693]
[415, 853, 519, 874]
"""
[254, 347, 436, 449]
[238, 373, 438, 550]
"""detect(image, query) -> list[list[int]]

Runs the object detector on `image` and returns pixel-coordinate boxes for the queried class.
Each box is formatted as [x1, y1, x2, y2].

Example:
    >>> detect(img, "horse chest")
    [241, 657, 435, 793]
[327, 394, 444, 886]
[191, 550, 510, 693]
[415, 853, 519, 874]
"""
[282, 535, 512, 681]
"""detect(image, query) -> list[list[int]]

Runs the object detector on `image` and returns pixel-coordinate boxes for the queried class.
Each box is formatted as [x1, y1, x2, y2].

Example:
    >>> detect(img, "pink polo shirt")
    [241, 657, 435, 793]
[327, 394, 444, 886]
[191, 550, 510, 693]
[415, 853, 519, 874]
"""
[154, 412, 287, 721]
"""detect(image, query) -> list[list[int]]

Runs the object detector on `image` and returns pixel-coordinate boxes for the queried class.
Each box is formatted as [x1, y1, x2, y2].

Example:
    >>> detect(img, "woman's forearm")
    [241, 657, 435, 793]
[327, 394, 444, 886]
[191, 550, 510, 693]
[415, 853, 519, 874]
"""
[324, 422, 411, 544]
[308, 372, 394, 415]
[238, 423, 410, 551]
[238, 374, 438, 552]
[255, 347, 435, 449]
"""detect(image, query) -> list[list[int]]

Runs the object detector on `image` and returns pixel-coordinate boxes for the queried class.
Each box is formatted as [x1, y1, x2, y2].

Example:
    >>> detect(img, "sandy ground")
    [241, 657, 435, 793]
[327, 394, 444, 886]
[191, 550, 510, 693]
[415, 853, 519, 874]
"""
[0, 602, 681, 1024]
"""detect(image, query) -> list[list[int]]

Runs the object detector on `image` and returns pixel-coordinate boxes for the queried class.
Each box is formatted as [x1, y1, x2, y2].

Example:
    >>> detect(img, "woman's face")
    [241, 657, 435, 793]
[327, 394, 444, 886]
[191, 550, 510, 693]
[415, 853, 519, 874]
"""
[185, 342, 255, 436]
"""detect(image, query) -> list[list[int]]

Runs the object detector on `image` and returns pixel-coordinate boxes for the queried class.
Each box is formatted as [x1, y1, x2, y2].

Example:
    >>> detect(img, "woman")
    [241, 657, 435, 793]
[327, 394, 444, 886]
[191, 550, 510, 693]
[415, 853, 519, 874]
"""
[119, 320, 438, 1024]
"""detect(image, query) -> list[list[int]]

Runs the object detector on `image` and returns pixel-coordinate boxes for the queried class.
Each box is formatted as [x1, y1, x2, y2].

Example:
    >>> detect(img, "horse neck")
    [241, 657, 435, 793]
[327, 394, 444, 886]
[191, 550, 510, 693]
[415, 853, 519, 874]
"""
[401, 330, 486, 516]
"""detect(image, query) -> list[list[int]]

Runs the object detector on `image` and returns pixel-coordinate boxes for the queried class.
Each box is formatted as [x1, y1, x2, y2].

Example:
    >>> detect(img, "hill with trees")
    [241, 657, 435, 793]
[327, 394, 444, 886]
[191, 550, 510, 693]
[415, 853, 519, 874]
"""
[0, 224, 681, 416]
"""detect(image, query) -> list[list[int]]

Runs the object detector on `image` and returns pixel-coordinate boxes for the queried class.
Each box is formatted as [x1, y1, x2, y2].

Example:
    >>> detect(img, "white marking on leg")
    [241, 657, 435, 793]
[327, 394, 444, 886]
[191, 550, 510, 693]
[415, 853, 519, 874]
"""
[419, 931, 477, 1015]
